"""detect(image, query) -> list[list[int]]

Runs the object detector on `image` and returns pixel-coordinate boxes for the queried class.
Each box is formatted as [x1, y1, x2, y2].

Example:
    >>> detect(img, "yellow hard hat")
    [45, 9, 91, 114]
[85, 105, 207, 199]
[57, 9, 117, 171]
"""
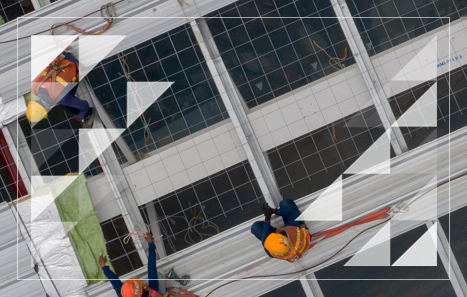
[264, 233, 290, 256]
[26, 101, 48, 122]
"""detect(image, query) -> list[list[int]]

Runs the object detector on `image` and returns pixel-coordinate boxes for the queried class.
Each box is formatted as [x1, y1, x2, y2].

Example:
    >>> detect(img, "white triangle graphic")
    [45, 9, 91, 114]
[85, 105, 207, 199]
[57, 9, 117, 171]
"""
[392, 36, 437, 82]
[393, 83, 437, 127]
[311, 62, 318, 70]
[394, 175, 437, 221]
[297, 176, 342, 221]
[345, 221, 391, 266]
[393, 223, 438, 266]
[31, 35, 78, 81]
[79, 35, 125, 80]
[30, 175, 79, 221]
[345, 130, 391, 174]
[256, 81, 263, 90]
[127, 82, 173, 128]
[365, 42, 372, 49]
[79, 128, 125, 173]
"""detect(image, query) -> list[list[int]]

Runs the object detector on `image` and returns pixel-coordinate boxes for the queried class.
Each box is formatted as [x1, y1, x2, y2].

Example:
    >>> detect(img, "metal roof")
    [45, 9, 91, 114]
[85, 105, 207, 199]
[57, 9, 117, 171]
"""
[0, 203, 45, 297]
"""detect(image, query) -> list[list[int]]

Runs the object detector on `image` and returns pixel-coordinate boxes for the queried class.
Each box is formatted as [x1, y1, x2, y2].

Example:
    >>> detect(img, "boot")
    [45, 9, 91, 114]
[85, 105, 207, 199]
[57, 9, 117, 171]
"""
[82, 107, 95, 128]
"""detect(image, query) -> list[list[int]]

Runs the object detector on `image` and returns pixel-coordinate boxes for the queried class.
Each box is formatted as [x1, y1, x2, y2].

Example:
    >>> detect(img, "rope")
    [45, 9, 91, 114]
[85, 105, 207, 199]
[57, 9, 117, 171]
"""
[118, 52, 157, 156]
[205, 171, 467, 296]
[0, 1, 123, 44]
[123, 223, 153, 245]
[158, 203, 220, 253]
[313, 40, 347, 71]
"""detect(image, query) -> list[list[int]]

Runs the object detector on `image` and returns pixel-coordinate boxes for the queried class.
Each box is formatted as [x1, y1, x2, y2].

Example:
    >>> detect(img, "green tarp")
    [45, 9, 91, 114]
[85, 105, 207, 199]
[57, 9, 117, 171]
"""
[51, 174, 114, 285]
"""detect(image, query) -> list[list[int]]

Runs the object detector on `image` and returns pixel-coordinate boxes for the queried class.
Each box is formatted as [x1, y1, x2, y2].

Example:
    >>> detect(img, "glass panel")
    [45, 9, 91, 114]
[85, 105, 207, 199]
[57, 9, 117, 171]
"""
[266, 105, 391, 200]
[87, 24, 229, 158]
[140, 161, 265, 255]
[346, 0, 466, 56]
[259, 280, 307, 297]
[206, 0, 355, 108]
[316, 224, 455, 296]
[439, 206, 467, 281]
[387, 64, 467, 151]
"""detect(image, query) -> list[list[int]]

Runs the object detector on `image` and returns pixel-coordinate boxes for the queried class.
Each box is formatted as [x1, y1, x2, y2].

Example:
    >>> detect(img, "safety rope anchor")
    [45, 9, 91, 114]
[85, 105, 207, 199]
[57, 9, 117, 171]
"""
[101, 3, 116, 23]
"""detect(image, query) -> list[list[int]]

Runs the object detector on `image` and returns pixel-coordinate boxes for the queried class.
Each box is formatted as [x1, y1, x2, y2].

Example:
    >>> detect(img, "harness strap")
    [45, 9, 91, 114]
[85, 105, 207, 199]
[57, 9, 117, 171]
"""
[33, 60, 73, 99]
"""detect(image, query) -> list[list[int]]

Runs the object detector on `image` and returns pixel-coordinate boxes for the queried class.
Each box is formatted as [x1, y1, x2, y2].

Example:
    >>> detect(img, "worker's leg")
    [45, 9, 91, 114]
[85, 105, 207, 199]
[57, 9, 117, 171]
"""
[277, 199, 306, 227]
[58, 92, 90, 119]
[279, 199, 300, 213]
[251, 221, 277, 241]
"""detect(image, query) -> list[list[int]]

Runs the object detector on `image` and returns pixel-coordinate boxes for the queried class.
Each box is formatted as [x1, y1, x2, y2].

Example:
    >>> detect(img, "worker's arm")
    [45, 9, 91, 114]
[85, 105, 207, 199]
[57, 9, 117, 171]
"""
[145, 233, 160, 292]
[99, 255, 123, 297]
[261, 222, 274, 258]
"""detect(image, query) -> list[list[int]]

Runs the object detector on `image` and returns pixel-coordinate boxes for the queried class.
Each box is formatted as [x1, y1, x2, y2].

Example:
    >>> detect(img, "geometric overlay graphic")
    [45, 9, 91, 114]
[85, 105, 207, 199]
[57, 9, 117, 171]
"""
[78, 35, 126, 79]
[393, 83, 437, 127]
[296, 176, 342, 221]
[78, 128, 125, 173]
[393, 223, 438, 266]
[30, 35, 78, 80]
[30, 175, 79, 221]
[126, 81, 173, 128]
[345, 221, 391, 266]
[391, 36, 438, 83]
[344, 129, 391, 175]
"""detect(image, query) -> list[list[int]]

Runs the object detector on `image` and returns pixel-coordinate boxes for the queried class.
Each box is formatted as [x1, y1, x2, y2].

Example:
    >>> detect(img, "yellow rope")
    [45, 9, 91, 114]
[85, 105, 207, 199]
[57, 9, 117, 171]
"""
[313, 40, 347, 71]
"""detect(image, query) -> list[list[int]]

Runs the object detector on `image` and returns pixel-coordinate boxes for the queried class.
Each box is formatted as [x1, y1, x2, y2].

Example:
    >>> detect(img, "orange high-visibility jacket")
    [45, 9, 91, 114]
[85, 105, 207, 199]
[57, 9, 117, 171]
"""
[271, 226, 311, 263]
[31, 58, 78, 100]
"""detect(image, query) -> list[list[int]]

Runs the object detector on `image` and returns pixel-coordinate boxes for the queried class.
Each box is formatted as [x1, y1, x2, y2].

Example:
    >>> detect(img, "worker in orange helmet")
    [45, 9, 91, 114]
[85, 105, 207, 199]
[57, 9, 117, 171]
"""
[251, 199, 312, 263]
[28, 45, 95, 127]
[99, 232, 167, 297]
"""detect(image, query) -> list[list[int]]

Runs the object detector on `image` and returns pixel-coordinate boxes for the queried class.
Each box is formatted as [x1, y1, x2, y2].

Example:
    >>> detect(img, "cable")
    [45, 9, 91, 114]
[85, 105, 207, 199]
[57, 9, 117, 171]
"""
[0, 0, 124, 44]
[313, 40, 347, 71]
[205, 171, 467, 297]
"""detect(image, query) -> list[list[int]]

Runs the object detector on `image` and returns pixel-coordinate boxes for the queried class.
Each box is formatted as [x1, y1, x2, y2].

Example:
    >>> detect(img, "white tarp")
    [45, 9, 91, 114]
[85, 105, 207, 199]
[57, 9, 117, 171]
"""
[17, 191, 88, 297]
[0, 95, 26, 127]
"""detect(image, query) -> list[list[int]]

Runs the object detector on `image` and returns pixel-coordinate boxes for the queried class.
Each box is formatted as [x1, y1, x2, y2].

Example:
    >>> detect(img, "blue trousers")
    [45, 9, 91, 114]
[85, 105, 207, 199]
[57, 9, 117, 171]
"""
[251, 199, 305, 241]
[38, 88, 89, 119]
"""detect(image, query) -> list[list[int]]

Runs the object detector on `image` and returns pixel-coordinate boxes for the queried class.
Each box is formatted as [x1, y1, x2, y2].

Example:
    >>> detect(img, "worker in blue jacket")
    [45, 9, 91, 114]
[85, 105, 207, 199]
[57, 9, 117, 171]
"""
[99, 232, 167, 297]
[251, 199, 311, 262]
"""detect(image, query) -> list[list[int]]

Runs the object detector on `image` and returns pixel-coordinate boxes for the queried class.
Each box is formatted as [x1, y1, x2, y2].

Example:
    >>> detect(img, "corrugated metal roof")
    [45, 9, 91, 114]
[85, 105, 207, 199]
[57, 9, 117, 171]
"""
[0, 203, 46, 297]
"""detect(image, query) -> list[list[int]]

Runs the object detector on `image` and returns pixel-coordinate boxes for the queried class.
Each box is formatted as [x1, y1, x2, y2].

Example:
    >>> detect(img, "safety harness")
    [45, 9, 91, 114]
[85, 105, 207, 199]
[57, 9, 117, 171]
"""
[32, 58, 78, 100]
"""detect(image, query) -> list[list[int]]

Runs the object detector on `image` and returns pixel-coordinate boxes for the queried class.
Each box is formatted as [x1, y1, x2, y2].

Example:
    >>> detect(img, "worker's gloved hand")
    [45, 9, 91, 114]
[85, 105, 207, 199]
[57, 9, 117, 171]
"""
[98, 255, 108, 268]
[261, 203, 274, 221]
[144, 232, 154, 243]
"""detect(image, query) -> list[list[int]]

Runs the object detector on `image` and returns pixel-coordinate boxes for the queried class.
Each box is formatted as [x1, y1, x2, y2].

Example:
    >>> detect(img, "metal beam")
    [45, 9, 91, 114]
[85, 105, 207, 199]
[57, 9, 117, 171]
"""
[331, 0, 409, 155]
[301, 273, 324, 297]
[190, 18, 282, 207]
[83, 81, 137, 164]
[429, 219, 467, 296]
[87, 101, 149, 265]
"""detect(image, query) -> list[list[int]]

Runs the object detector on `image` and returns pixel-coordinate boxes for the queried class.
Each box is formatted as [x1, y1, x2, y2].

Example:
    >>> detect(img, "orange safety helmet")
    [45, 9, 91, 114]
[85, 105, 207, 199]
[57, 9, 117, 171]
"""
[264, 233, 290, 256]
[121, 278, 144, 297]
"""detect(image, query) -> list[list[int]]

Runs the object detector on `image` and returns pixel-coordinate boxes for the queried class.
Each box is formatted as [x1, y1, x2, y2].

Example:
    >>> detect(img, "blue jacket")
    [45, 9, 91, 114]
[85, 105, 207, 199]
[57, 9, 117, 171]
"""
[261, 207, 302, 258]
[102, 242, 160, 297]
